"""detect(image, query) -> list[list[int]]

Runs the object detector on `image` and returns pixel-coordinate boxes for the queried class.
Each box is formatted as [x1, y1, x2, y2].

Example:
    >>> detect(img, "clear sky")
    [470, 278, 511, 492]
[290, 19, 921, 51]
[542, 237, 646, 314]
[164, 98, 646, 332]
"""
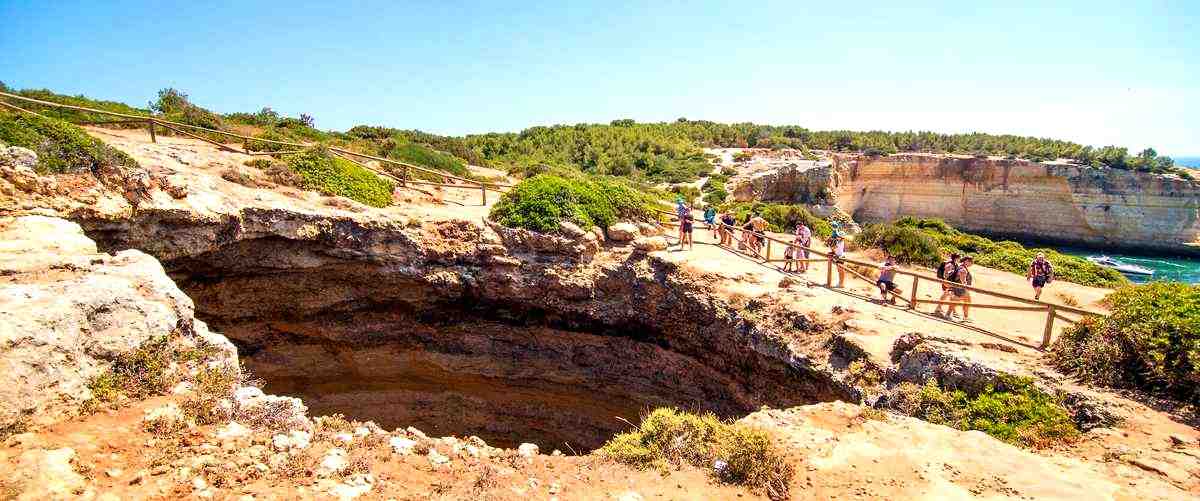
[2, 0, 1197, 155]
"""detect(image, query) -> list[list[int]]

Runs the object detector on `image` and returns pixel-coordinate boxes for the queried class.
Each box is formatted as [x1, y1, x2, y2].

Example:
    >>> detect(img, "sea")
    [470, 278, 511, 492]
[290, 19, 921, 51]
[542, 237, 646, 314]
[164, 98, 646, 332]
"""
[1056, 246, 1200, 284]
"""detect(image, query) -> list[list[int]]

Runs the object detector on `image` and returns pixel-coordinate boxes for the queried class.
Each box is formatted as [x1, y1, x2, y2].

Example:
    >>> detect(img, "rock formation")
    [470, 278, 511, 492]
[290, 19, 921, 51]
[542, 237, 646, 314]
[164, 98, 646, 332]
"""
[732, 153, 1200, 254]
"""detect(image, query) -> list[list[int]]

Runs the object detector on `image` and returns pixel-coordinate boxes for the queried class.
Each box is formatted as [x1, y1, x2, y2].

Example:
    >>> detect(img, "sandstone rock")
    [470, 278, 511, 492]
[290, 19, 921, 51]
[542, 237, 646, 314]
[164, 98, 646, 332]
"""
[328, 473, 374, 500]
[406, 426, 427, 440]
[234, 387, 309, 431]
[334, 432, 353, 445]
[389, 436, 417, 455]
[427, 448, 450, 466]
[637, 222, 660, 236]
[317, 448, 348, 477]
[216, 422, 250, 441]
[143, 402, 186, 432]
[9, 447, 85, 499]
[590, 225, 605, 242]
[617, 492, 645, 501]
[518, 443, 540, 458]
[0, 216, 235, 430]
[606, 222, 639, 242]
[632, 236, 668, 253]
[558, 221, 586, 238]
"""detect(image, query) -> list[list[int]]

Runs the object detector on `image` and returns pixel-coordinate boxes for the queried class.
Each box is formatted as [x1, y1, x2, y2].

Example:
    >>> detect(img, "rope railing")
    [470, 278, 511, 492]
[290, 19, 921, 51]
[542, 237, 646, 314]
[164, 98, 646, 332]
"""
[652, 207, 1105, 348]
[0, 90, 512, 204]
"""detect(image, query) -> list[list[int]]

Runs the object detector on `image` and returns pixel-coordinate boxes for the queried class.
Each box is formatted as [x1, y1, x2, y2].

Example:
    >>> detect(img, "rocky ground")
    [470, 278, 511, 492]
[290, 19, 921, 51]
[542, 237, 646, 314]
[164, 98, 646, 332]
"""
[1, 130, 1198, 500]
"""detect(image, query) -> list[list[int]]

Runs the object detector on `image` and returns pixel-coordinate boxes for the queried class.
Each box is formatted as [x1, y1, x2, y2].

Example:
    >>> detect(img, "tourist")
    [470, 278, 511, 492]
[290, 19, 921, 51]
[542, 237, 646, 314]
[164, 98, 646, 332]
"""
[740, 216, 755, 251]
[829, 229, 847, 288]
[749, 213, 768, 255]
[1027, 253, 1054, 300]
[704, 206, 718, 239]
[719, 211, 736, 247]
[675, 197, 689, 247]
[933, 253, 961, 318]
[680, 207, 695, 250]
[952, 256, 974, 322]
[877, 255, 898, 304]
[796, 222, 812, 272]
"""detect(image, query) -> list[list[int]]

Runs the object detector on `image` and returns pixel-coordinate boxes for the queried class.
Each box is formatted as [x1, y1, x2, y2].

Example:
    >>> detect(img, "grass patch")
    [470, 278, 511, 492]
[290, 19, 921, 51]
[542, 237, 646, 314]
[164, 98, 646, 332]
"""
[0, 111, 139, 175]
[82, 334, 225, 413]
[599, 408, 794, 500]
[890, 376, 1079, 448]
[1050, 282, 1200, 403]
[721, 201, 833, 238]
[856, 217, 1127, 288]
[284, 147, 394, 207]
[489, 173, 658, 231]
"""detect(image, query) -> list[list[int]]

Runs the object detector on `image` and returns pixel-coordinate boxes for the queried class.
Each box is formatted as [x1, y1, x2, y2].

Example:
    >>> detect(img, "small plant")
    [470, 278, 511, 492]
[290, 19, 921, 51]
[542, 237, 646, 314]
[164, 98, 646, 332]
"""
[846, 359, 883, 388]
[889, 377, 1079, 448]
[285, 147, 394, 207]
[598, 408, 794, 499]
[489, 173, 657, 231]
[178, 364, 240, 425]
[244, 158, 272, 169]
[1050, 282, 1200, 403]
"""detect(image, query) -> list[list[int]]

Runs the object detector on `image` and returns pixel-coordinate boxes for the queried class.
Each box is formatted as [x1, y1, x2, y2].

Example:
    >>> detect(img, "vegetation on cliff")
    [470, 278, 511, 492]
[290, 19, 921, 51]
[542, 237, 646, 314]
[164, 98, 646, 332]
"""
[283, 147, 394, 207]
[1050, 282, 1200, 403]
[489, 173, 657, 232]
[890, 376, 1079, 448]
[720, 202, 833, 238]
[599, 407, 794, 499]
[855, 218, 1127, 288]
[0, 111, 139, 175]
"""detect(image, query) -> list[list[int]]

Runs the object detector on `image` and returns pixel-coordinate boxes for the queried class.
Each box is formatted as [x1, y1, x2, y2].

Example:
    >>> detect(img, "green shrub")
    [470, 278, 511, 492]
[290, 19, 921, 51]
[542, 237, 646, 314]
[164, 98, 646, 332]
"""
[599, 408, 794, 499]
[0, 112, 139, 175]
[855, 223, 942, 266]
[82, 334, 225, 413]
[489, 174, 656, 231]
[285, 147, 394, 207]
[856, 217, 1127, 288]
[702, 173, 729, 206]
[9, 88, 150, 126]
[722, 201, 833, 238]
[1050, 282, 1200, 402]
[891, 377, 1079, 448]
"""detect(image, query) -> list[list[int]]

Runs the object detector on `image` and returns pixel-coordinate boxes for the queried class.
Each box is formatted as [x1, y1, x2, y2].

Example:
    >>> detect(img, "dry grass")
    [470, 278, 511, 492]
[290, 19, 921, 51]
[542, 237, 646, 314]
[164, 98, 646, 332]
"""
[1056, 292, 1080, 307]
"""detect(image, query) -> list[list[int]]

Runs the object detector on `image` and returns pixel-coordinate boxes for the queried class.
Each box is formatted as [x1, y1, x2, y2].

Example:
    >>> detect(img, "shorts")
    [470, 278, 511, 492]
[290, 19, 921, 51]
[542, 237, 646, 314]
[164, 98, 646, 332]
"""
[682, 221, 693, 233]
[1032, 275, 1048, 288]
[877, 279, 896, 291]
[952, 287, 969, 298]
[784, 247, 795, 259]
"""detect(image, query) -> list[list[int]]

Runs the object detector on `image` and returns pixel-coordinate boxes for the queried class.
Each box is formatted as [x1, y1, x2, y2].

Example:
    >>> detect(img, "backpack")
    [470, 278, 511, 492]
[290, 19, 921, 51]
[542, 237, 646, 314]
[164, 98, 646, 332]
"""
[938, 261, 959, 282]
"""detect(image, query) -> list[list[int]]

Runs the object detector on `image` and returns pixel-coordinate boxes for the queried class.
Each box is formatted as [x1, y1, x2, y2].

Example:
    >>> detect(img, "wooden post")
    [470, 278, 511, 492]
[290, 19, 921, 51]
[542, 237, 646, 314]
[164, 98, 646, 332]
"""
[147, 120, 157, 143]
[826, 258, 833, 287]
[1041, 305, 1057, 349]
[765, 239, 771, 261]
[401, 166, 408, 186]
[481, 185, 487, 205]
[909, 275, 919, 309]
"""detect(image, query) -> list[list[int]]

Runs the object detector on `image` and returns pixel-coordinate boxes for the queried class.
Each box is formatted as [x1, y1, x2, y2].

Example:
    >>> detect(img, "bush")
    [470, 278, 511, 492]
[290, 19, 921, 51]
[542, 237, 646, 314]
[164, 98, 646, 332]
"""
[285, 147, 394, 207]
[856, 217, 1128, 288]
[1050, 282, 1200, 403]
[0, 112, 139, 175]
[599, 408, 794, 499]
[891, 377, 1079, 448]
[489, 174, 656, 232]
[82, 334, 226, 413]
[722, 202, 833, 238]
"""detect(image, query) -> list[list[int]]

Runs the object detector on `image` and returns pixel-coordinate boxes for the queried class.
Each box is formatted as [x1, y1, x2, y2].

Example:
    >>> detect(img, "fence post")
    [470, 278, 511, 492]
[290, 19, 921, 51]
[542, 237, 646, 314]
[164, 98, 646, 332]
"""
[1041, 305, 1057, 349]
[147, 120, 157, 143]
[481, 185, 487, 205]
[826, 258, 833, 287]
[765, 239, 771, 261]
[909, 275, 919, 309]
[401, 166, 408, 186]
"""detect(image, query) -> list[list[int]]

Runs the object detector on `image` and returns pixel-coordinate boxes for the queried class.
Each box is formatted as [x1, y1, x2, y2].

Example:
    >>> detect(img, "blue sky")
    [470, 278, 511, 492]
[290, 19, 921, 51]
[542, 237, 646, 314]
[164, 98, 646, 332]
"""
[2, 0, 1197, 155]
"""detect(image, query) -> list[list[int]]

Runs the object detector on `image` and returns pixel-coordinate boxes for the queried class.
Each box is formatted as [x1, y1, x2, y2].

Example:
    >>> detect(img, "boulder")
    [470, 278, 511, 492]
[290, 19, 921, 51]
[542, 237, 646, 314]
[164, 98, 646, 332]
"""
[607, 222, 639, 242]
[558, 221, 586, 238]
[637, 222, 661, 236]
[518, 442, 540, 458]
[317, 448, 348, 477]
[9, 447, 85, 499]
[0, 216, 236, 431]
[632, 236, 669, 253]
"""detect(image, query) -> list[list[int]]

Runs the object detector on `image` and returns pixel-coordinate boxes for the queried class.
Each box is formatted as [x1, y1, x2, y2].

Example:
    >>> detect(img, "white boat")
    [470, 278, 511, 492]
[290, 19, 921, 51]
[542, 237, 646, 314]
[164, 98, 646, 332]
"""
[1088, 255, 1155, 276]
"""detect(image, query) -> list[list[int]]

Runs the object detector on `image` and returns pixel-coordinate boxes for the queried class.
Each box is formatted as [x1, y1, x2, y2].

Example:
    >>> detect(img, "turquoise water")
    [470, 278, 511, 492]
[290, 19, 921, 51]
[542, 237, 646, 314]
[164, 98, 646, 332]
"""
[1057, 247, 1200, 284]
[1175, 156, 1200, 168]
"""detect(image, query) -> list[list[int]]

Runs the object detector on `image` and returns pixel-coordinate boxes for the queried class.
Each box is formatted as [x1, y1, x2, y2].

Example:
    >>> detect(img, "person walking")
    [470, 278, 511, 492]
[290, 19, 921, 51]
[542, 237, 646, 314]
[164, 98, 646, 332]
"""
[953, 256, 975, 322]
[680, 208, 695, 250]
[749, 213, 768, 255]
[877, 255, 899, 304]
[933, 253, 961, 318]
[829, 229, 847, 288]
[704, 206, 718, 239]
[719, 211, 736, 247]
[796, 223, 812, 272]
[1027, 253, 1054, 300]
[674, 197, 689, 248]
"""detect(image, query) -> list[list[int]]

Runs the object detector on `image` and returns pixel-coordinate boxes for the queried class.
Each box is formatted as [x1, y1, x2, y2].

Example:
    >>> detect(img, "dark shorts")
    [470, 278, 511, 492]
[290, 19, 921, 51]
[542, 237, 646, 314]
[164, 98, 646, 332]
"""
[682, 221, 693, 232]
[1032, 275, 1049, 288]
[952, 287, 968, 297]
[877, 279, 896, 291]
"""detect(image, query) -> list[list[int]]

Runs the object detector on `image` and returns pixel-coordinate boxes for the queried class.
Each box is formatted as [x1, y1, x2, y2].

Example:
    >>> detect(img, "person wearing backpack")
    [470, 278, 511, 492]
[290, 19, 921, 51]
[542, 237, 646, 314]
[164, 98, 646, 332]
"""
[933, 253, 960, 318]
[1027, 253, 1054, 300]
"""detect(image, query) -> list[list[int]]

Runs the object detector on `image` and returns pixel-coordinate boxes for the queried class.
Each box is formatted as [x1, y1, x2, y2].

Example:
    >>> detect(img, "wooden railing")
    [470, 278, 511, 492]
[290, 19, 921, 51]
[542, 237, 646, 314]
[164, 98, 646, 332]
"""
[0, 91, 511, 205]
[655, 208, 1105, 348]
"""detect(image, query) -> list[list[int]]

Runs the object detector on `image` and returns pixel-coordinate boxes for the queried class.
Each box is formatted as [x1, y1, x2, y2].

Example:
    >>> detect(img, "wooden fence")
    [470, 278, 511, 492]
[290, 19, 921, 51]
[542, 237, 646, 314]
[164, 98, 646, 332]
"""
[655, 208, 1105, 348]
[0, 91, 511, 205]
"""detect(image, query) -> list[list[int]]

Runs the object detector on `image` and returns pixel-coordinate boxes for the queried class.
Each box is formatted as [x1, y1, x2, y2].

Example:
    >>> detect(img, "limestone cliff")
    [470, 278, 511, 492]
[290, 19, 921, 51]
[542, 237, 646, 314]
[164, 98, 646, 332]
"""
[734, 153, 1200, 254]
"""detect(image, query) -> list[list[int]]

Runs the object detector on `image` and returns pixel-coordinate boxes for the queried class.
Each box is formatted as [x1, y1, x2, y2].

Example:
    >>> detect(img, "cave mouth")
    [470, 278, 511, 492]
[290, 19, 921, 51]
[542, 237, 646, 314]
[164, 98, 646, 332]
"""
[226, 311, 822, 453]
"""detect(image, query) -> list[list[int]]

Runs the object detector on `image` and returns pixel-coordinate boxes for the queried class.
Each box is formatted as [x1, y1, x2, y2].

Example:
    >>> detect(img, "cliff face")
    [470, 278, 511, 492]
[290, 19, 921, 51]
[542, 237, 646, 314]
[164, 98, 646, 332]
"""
[737, 153, 1200, 254]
